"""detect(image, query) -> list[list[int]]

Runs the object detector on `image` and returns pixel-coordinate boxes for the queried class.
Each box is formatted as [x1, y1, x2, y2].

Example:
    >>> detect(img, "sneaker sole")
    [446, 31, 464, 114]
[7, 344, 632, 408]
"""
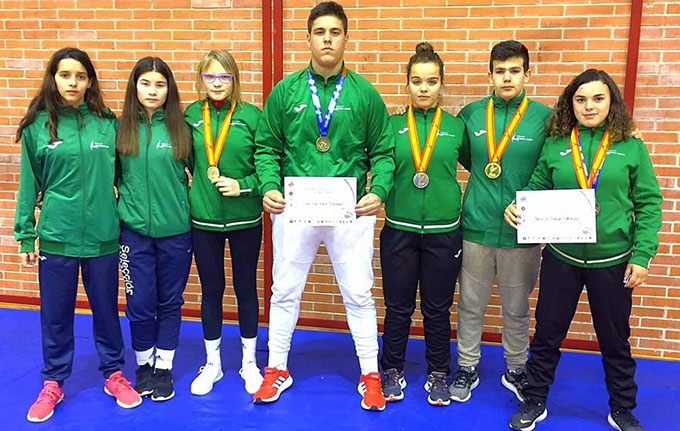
[501, 374, 525, 402]
[607, 413, 623, 431]
[26, 398, 62, 423]
[190, 370, 224, 396]
[450, 377, 480, 403]
[253, 375, 293, 404]
[428, 396, 450, 407]
[360, 400, 386, 412]
[103, 387, 142, 409]
[509, 408, 548, 431]
[151, 390, 175, 402]
[136, 388, 154, 397]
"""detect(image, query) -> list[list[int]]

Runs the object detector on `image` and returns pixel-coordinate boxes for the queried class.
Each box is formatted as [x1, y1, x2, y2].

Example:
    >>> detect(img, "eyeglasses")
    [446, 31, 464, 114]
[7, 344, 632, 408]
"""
[201, 73, 234, 84]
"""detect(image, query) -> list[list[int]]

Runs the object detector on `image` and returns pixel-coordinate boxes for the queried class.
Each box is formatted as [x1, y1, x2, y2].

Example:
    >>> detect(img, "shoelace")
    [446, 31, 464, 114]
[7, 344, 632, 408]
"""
[429, 374, 447, 393]
[614, 410, 640, 426]
[363, 374, 382, 393]
[37, 385, 62, 405]
[511, 370, 528, 390]
[156, 370, 171, 384]
[262, 368, 281, 386]
[454, 369, 473, 387]
[108, 374, 133, 392]
[383, 369, 400, 387]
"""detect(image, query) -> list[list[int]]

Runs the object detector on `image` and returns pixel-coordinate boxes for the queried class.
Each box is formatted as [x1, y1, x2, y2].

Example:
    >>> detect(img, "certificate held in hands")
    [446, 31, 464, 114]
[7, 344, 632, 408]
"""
[516, 189, 597, 244]
[283, 176, 357, 226]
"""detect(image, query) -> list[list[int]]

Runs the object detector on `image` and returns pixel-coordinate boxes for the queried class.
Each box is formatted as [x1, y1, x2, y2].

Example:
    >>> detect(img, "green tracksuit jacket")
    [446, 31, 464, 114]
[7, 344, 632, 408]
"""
[184, 99, 263, 231]
[385, 108, 465, 234]
[525, 123, 663, 268]
[117, 110, 191, 238]
[254, 64, 395, 202]
[14, 104, 119, 257]
[458, 91, 552, 248]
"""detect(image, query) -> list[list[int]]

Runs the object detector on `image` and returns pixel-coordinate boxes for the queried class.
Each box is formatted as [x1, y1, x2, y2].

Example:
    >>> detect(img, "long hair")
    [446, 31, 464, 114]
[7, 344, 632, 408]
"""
[546, 69, 635, 143]
[15, 47, 112, 142]
[195, 50, 242, 106]
[407, 42, 444, 83]
[117, 56, 191, 160]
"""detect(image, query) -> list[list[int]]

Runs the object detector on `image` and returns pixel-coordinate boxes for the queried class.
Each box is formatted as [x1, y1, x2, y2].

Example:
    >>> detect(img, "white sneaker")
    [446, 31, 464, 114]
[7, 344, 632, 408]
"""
[239, 362, 264, 394]
[190, 362, 223, 396]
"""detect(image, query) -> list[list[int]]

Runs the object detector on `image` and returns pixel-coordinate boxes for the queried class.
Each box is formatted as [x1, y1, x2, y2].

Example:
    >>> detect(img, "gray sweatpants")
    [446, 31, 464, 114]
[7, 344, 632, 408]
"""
[456, 240, 541, 370]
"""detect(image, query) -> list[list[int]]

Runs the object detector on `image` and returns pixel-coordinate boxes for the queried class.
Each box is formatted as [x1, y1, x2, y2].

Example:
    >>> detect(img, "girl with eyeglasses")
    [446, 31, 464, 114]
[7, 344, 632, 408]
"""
[184, 50, 264, 396]
[116, 57, 192, 402]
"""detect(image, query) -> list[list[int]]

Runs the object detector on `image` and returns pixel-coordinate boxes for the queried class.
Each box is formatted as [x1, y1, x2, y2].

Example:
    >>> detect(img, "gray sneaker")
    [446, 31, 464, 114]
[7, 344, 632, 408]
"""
[381, 368, 406, 402]
[448, 366, 479, 402]
[502, 368, 528, 402]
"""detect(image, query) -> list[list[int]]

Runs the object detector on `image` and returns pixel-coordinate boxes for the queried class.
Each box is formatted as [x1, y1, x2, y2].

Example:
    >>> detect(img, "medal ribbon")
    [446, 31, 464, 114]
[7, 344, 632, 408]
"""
[407, 104, 442, 173]
[307, 67, 347, 138]
[569, 126, 610, 190]
[485, 94, 528, 163]
[202, 100, 235, 167]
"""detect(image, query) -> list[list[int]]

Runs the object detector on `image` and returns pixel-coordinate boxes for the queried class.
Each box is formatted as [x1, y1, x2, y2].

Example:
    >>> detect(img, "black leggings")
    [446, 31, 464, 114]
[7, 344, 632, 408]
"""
[192, 226, 262, 340]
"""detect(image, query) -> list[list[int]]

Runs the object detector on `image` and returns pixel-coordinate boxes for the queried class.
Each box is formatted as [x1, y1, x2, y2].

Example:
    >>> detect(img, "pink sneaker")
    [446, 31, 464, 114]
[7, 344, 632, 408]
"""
[27, 380, 64, 422]
[104, 371, 142, 408]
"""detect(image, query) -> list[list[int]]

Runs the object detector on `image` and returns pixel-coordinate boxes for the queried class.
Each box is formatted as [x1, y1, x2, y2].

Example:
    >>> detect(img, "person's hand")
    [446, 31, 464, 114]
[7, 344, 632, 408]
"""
[504, 202, 522, 229]
[624, 263, 648, 288]
[35, 192, 43, 209]
[263, 190, 286, 214]
[21, 251, 39, 267]
[213, 176, 240, 197]
[355, 193, 382, 216]
[393, 105, 408, 115]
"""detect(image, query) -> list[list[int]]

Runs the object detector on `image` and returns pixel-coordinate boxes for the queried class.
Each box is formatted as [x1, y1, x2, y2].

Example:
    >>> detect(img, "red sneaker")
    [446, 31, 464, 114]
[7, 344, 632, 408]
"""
[253, 367, 293, 404]
[104, 371, 142, 408]
[27, 381, 64, 423]
[357, 372, 386, 411]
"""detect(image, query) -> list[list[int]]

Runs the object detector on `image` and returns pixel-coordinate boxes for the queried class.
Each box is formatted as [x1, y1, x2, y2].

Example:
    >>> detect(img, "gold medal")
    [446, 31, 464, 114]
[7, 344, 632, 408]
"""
[413, 172, 430, 189]
[316, 136, 331, 152]
[207, 165, 220, 182]
[484, 162, 502, 179]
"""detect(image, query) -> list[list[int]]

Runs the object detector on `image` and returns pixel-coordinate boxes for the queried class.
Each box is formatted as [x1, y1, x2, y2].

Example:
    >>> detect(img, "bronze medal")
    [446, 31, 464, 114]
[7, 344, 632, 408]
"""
[315, 136, 331, 152]
[484, 162, 502, 179]
[207, 165, 220, 182]
[413, 172, 430, 189]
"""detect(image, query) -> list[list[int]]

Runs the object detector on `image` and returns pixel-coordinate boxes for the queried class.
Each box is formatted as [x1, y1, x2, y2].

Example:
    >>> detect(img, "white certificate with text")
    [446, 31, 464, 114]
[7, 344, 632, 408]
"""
[516, 189, 597, 244]
[283, 176, 357, 226]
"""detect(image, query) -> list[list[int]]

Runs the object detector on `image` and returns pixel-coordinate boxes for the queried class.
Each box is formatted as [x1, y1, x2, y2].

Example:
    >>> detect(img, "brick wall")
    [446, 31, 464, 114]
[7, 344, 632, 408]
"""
[0, 0, 678, 359]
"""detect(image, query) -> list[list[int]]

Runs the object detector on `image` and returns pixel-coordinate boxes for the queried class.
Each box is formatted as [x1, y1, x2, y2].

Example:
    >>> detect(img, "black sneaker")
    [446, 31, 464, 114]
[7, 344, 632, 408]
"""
[134, 364, 154, 397]
[502, 368, 528, 402]
[448, 366, 479, 402]
[510, 398, 548, 431]
[424, 371, 450, 406]
[608, 409, 645, 431]
[381, 368, 406, 402]
[151, 368, 175, 402]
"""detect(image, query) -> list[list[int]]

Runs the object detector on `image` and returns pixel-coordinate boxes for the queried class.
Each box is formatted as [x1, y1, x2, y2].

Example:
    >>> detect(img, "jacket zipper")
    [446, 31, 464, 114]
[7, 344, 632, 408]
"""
[420, 110, 427, 233]
[145, 118, 152, 236]
[498, 101, 510, 247]
[78, 112, 86, 256]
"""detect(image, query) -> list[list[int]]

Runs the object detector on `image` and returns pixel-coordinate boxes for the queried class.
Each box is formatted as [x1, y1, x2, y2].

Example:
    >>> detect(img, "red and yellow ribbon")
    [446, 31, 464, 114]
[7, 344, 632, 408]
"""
[569, 126, 610, 189]
[202, 100, 235, 167]
[485, 95, 528, 164]
[407, 104, 442, 173]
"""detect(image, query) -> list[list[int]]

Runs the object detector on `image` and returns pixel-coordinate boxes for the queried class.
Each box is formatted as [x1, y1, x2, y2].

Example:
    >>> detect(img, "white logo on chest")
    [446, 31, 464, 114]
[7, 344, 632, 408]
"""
[90, 140, 110, 150]
[47, 140, 63, 150]
[155, 141, 172, 149]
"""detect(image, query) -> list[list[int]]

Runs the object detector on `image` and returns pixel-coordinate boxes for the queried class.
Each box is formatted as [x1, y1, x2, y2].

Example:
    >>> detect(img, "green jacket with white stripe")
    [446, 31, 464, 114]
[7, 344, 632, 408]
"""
[526, 123, 663, 269]
[384, 108, 465, 234]
[184, 99, 263, 232]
